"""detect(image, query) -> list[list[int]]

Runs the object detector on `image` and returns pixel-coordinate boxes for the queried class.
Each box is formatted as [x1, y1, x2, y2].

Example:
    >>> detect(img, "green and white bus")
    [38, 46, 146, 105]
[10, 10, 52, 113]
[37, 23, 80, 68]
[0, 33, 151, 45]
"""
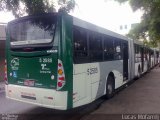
[5, 12, 159, 110]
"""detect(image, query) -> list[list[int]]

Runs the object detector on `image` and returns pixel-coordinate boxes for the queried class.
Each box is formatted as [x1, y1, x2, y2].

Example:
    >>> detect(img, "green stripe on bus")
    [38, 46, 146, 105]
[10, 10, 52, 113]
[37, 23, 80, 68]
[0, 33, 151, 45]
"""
[58, 13, 73, 109]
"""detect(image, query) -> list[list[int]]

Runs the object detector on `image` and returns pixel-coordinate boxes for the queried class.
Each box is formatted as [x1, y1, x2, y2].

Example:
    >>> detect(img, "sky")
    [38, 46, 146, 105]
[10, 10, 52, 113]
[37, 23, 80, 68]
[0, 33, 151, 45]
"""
[71, 0, 143, 33]
[0, 0, 143, 34]
[0, 11, 15, 23]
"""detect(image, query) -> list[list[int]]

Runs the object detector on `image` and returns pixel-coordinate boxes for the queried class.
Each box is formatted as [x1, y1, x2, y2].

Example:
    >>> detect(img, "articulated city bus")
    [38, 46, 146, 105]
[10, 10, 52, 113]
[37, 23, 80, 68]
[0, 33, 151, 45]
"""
[134, 43, 152, 77]
[5, 12, 159, 110]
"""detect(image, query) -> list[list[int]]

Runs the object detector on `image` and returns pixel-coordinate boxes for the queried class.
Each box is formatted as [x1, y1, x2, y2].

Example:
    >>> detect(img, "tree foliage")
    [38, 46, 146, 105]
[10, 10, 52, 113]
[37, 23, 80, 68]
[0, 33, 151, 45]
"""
[58, 0, 75, 13]
[115, 0, 160, 47]
[0, 0, 75, 18]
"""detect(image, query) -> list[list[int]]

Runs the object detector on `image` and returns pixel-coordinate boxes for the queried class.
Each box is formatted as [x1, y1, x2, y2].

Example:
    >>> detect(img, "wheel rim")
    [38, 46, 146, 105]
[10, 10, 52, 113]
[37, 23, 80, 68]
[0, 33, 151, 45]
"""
[107, 84, 113, 94]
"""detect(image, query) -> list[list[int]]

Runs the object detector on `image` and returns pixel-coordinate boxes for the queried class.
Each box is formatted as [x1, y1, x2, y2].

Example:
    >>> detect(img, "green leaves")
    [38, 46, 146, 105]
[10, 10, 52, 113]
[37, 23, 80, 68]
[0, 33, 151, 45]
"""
[58, 0, 75, 12]
[0, 0, 75, 17]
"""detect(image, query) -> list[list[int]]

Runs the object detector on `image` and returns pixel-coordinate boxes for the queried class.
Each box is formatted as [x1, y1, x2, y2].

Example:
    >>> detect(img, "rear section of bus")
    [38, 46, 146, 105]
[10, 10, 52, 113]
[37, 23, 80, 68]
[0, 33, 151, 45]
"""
[5, 13, 73, 110]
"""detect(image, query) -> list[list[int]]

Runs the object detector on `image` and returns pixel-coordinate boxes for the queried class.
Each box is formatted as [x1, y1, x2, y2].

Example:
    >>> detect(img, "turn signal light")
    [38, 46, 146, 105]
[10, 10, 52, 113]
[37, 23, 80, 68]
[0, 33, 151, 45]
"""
[4, 59, 8, 84]
[57, 59, 65, 90]
[58, 69, 63, 75]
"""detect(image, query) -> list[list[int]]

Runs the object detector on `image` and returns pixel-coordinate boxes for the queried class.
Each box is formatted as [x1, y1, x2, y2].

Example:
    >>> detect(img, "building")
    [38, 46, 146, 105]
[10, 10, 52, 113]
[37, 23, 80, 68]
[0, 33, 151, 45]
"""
[116, 23, 139, 35]
[0, 23, 6, 81]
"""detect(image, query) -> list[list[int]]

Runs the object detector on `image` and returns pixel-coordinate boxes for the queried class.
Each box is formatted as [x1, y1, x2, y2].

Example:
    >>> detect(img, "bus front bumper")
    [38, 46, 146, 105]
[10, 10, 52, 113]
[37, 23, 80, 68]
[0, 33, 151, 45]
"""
[5, 84, 68, 110]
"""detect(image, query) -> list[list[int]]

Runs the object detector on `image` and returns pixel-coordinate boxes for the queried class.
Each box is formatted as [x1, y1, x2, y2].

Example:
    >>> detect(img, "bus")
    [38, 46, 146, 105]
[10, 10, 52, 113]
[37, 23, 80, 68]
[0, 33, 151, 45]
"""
[134, 42, 160, 77]
[5, 11, 159, 110]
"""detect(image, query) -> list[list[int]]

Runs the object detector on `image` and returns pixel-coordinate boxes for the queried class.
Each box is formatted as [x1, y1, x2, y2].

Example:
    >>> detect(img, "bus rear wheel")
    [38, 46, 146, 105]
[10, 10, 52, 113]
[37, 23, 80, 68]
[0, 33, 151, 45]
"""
[105, 76, 115, 99]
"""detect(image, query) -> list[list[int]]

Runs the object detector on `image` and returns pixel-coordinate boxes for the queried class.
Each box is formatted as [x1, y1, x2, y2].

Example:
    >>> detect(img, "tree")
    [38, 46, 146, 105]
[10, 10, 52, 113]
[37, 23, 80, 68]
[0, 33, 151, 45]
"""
[115, 0, 160, 47]
[58, 0, 75, 13]
[0, 0, 75, 18]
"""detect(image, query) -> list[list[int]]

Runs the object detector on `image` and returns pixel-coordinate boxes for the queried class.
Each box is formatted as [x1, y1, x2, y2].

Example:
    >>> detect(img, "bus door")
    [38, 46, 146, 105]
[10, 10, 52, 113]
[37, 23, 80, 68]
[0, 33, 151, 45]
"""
[122, 42, 128, 81]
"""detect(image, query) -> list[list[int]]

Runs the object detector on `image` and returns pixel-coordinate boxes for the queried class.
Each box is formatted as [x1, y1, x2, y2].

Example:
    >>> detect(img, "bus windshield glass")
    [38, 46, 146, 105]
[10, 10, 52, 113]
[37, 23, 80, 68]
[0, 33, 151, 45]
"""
[9, 14, 57, 46]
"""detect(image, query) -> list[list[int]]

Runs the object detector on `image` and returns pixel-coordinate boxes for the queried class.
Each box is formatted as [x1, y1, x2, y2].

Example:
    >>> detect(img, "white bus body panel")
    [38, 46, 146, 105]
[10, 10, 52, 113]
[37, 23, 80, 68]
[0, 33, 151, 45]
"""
[128, 39, 135, 80]
[73, 64, 91, 107]
[151, 57, 154, 68]
[73, 60, 125, 108]
[135, 62, 141, 77]
[143, 61, 148, 73]
[5, 85, 68, 110]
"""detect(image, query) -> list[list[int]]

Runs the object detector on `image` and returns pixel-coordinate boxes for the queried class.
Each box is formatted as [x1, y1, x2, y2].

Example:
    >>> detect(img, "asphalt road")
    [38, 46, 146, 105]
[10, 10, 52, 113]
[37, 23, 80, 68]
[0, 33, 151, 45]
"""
[1, 66, 160, 120]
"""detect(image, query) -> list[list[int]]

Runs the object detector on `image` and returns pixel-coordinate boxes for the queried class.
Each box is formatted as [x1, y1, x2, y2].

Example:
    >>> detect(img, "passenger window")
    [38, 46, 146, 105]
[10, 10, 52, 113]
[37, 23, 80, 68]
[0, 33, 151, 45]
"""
[73, 26, 89, 64]
[114, 39, 122, 60]
[104, 36, 114, 61]
[135, 44, 142, 62]
[89, 32, 103, 62]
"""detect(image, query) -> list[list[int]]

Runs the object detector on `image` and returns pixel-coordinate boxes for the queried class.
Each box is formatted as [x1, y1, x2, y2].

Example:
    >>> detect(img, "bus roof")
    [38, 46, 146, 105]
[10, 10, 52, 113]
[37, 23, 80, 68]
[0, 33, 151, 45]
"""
[134, 40, 143, 46]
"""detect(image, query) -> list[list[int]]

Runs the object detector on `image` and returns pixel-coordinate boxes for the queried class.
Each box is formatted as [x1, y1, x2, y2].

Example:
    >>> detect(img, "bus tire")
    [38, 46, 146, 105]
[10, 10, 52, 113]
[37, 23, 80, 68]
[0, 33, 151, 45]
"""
[105, 76, 115, 99]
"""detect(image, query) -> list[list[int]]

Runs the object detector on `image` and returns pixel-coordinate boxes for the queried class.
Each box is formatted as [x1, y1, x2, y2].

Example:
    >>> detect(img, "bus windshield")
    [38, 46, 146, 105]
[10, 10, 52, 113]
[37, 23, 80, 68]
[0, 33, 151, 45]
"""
[9, 14, 57, 46]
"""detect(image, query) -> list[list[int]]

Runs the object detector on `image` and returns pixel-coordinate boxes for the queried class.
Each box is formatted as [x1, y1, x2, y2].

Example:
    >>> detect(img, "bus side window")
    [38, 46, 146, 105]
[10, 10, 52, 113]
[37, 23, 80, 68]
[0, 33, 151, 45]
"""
[114, 39, 122, 60]
[134, 44, 137, 62]
[104, 36, 114, 61]
[135, 44, 141, 62]
[73, 26, 89, 64]
[89, 32, 103, 62]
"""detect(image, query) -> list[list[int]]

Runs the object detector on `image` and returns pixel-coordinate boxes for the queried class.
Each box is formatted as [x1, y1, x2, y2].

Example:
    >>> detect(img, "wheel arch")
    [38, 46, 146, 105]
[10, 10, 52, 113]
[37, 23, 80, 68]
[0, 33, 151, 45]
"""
[106, 72, 115, 88]
[104, 71, 115, 98]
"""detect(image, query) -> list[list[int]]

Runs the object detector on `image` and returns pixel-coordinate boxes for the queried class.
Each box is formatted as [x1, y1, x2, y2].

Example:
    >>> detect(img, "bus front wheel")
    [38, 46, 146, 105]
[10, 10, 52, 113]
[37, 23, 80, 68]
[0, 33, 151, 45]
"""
[105, 76, 115, 99]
